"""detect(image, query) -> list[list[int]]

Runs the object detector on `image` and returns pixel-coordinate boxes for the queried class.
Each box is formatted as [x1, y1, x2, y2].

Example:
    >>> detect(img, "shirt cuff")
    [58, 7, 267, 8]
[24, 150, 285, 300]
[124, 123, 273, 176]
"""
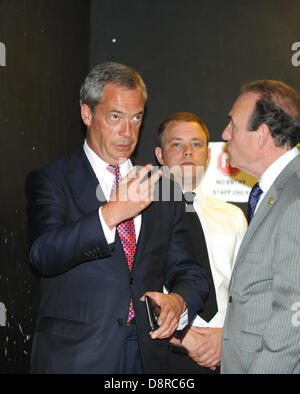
[99, 206, 116, 244]
[177, 308, 189, 330]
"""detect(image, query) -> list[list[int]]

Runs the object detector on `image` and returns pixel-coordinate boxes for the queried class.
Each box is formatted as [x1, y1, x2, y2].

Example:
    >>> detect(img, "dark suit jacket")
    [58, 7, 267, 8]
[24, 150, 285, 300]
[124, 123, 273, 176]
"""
[26, 147, 208, 373]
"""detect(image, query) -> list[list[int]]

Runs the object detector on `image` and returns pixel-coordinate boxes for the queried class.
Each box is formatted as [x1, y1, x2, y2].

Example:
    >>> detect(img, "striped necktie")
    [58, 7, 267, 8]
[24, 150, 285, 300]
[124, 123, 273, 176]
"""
[107, 165, 136, 322]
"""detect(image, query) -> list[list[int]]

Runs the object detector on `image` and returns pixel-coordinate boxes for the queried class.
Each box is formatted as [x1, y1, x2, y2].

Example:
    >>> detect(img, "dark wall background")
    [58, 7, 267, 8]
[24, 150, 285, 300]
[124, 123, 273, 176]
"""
[90, 0, 300, 164]
[0, 0, 300, 373]
[0, 0, 90, 373]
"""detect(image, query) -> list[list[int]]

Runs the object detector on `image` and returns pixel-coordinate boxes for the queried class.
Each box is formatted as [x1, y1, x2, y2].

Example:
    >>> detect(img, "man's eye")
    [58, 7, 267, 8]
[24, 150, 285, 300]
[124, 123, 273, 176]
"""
[111, 114, 119, 121]
[172, 143, 181, 148]
[132, 115, 143, 123]
[229, 119, 235, 129]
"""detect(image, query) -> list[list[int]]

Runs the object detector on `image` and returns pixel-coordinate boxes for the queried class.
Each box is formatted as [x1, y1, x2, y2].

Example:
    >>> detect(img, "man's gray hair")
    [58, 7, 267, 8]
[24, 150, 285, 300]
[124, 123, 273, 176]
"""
[80, 62, 147, 113]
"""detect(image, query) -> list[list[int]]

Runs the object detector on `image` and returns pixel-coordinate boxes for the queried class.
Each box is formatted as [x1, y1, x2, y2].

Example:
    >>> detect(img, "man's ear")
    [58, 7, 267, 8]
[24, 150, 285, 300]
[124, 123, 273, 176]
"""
[206, 147, 211, 167]
[155, 146, 165, 166]
[81, 104, 93, 127]
[257, 123, 269, 149]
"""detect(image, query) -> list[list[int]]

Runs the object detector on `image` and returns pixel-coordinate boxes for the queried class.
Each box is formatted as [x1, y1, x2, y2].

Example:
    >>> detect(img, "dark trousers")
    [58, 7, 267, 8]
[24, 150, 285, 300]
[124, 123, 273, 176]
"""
[168, 343, 220, 374]
[118, 323, 144, 374]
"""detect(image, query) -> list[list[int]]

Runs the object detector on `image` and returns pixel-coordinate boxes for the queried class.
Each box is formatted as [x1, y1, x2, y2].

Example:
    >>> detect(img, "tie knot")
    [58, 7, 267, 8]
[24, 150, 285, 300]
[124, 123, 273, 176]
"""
[250, 182, 263, 199]
[107, 164, 120, 182]
[183, 192, 196, 205]
[107, 164, 120, 176]
[107, 165, 121, 193]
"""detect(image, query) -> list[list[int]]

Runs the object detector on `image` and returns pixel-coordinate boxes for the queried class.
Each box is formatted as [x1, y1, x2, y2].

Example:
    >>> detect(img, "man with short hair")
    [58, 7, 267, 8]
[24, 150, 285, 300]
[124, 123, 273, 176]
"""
[221, 80, 300, 373]
[155, 112, 247, 373]
[26, 63, 208, 374]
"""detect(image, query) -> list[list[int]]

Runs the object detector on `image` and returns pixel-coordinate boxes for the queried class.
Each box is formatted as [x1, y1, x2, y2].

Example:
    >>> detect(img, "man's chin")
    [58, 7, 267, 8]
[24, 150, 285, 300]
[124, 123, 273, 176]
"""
[114, 150, 134, 163]
[228, 158, 237, 168]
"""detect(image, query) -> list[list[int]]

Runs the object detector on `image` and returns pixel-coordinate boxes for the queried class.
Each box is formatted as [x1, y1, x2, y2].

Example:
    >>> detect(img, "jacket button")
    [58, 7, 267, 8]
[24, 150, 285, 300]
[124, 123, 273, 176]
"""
[229, 296, 232, 303]
[117, 319, 124, 326]
[129, 277, 134, 284]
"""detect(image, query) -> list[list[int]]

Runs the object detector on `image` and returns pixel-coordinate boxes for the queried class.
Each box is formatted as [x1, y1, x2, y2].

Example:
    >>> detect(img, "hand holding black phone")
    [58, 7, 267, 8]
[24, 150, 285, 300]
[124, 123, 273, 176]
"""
[145, 295, 160, 331]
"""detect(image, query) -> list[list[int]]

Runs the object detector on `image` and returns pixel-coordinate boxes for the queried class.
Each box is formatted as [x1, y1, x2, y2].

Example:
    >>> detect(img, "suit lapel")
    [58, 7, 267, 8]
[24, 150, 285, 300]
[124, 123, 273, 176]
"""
[67, 147, 107, 213]
[235, 185, 278, 262]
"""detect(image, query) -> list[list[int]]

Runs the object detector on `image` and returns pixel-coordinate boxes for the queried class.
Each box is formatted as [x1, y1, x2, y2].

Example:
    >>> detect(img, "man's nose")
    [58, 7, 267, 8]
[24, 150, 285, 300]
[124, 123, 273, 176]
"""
[120, 119, 132, 137]
[183, 144, 192, 155]
[222, 124, 231, 141]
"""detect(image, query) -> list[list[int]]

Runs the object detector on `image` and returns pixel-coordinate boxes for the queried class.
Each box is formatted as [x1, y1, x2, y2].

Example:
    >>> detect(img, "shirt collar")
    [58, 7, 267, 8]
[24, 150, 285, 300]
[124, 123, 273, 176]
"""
[83, 139, 132, 178]
[259, 146, 299, 194]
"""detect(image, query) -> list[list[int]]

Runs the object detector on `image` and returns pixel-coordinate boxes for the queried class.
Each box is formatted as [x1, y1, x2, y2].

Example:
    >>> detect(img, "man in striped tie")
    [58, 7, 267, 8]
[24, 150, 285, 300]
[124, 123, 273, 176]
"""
[26, 62, 208, 374]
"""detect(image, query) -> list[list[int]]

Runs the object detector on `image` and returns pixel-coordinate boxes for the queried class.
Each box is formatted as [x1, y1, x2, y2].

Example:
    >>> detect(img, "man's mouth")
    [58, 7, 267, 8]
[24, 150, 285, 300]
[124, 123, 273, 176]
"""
[116, 144, 131, 151]
[180, 161, 195, 166]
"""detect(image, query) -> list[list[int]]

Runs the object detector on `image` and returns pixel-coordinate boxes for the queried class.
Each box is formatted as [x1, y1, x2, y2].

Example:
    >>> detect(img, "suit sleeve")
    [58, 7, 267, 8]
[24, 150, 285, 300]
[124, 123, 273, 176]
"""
[163, 199, 209, 324]
[26, 170, 113, 277]
[249, 199, 300, 373]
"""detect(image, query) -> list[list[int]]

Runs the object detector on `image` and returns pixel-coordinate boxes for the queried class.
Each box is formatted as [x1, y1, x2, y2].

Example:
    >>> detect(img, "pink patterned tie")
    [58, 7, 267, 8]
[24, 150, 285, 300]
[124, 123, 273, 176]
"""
[107, 165, 136, 322]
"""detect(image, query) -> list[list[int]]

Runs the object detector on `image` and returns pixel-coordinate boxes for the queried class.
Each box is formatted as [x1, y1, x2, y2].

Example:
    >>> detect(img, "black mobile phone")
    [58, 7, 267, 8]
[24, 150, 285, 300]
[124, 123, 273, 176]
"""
[145, 295, 160, 331]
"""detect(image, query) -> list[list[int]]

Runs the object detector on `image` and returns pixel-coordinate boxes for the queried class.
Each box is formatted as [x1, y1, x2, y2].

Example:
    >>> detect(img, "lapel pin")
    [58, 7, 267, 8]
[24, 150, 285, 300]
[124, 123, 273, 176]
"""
[268, 197, 274, 206]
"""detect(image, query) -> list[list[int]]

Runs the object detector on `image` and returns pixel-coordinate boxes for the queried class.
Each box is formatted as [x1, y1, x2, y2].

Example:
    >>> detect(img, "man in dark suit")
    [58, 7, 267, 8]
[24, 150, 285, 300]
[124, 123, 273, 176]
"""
[26, 62, 208, 374]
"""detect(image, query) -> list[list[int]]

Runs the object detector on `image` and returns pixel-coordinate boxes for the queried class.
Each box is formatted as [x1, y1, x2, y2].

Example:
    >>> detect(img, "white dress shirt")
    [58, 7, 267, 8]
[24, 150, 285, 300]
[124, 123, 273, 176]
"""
[187, 184, 247, 328]
[256, 147, 299, 213]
